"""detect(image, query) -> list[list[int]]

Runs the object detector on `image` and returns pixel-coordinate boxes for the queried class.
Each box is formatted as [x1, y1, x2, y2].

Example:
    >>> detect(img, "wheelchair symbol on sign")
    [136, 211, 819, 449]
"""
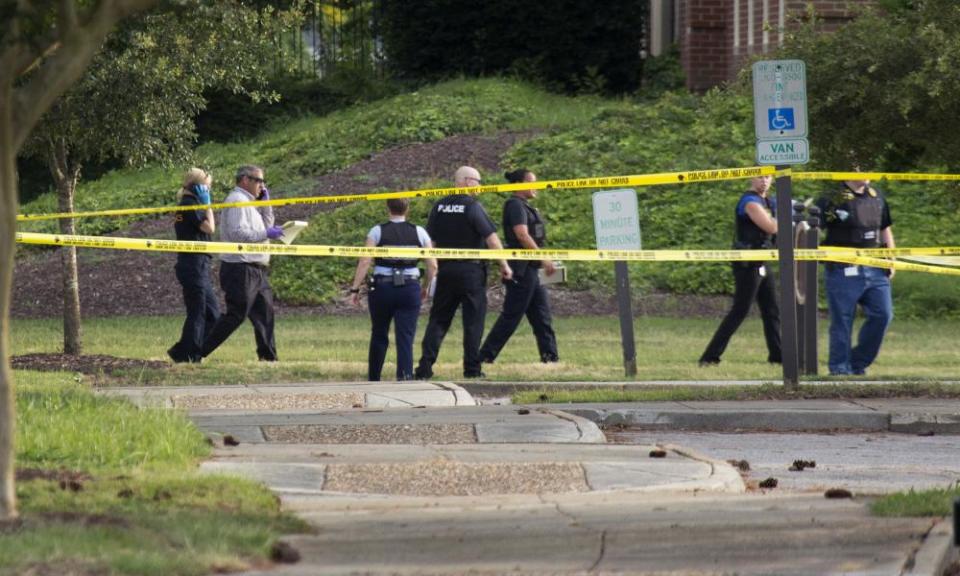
[768, 108, 795, 132]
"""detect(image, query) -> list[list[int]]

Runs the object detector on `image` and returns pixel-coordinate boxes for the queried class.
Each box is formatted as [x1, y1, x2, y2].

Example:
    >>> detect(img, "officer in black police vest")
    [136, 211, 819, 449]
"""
[479, 168, 559, 364]
[350, 198, 436, 381]
[815, 173, 895, 376]
[414, 166, 513, 379]
[699, 174, 781, 366]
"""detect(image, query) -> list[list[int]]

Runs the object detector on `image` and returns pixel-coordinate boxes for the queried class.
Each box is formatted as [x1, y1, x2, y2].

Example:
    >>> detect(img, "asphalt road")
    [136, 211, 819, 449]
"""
[610, 429, 960, 493]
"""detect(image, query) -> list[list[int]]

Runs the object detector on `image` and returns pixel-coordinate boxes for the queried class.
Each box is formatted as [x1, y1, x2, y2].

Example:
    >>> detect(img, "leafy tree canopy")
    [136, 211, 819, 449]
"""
[773, 0, 960, 170]
[24, 0, 294, 169]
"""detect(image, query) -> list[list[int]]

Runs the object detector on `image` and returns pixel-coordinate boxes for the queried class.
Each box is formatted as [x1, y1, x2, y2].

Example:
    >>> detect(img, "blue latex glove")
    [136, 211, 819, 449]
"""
[266, 225, 284, 240]
[259, 186, 270, 201]
[193, 184, 211, 205]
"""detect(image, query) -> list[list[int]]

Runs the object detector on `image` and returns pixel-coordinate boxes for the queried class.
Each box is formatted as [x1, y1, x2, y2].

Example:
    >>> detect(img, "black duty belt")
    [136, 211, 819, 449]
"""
[372, 275, 419, 285]
[440, 259, 483, 265]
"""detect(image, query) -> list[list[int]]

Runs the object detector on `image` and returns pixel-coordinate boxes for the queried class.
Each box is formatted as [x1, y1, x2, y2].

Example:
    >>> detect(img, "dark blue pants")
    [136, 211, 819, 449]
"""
[480, 268, 558, 362]
[169, 256, 220, 363]
[201, 261, 277, 361]
[416, 263, 487, 378]
[825, 264, 892, 375]
[700, 263, 781, 364]
[367, 279, 422, 381]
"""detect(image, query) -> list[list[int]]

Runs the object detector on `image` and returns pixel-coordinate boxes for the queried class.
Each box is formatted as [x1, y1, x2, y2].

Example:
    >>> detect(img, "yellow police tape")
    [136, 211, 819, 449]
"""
[792, 172, 960, 182]
[16, 232, 960, 276]
[16, 166, 777, 222]
[14, 167, 960, 223]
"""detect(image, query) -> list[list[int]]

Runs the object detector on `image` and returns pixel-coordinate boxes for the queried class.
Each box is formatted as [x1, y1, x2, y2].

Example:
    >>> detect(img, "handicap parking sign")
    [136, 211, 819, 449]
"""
[768, 108, 795, 131]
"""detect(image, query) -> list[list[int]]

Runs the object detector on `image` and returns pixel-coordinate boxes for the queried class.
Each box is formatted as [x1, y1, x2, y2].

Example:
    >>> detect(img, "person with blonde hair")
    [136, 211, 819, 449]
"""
[167, 168, 219, 363]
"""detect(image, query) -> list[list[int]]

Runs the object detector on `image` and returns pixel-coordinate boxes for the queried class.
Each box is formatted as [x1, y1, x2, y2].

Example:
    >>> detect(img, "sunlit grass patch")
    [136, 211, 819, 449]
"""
[8, 370, 306, 575]
[4, 472, 307, 576]
[11, 314, 960, 385]
[16, 370, 208, 471]
[871, 484, 960, 517]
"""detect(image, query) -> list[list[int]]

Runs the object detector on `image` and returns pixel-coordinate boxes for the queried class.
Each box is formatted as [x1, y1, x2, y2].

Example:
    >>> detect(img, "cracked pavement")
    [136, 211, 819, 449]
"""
[99, 382, 959, 575]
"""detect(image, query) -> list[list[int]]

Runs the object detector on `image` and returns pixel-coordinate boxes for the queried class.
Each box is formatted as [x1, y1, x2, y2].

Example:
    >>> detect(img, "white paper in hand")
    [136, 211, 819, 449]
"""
[278, 221, 308, 245]
[539, 265, 567, 285]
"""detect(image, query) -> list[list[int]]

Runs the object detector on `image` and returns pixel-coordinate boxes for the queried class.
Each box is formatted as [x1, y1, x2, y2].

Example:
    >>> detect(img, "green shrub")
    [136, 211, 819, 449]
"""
[503, 89, 755, 294]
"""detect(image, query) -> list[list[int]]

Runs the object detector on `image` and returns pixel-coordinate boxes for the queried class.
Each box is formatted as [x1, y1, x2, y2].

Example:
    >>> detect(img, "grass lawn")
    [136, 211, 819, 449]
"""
[10, 313, 960, 386]
[871, 485, 960, 517]
[3, 370, 307, 575]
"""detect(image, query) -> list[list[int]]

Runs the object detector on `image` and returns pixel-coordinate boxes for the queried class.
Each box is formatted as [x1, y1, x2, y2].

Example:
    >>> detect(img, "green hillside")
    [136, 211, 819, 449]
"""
[17, 79, 960, 318]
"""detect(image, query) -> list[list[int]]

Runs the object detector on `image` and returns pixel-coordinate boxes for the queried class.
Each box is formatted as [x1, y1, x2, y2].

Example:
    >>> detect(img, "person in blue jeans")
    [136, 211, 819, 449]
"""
[350, 199, 437, 381]
[168, 168, 219, 363]
[816, 176, 895, 375]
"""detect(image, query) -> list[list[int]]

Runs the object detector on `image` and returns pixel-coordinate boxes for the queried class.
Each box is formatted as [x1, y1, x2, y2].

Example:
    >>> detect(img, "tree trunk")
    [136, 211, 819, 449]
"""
[0, 83, 20, 520]
[50, 140, 82, 356]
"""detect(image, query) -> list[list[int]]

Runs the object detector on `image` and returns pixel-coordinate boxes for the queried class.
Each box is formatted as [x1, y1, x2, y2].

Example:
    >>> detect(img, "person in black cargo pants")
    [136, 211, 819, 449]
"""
[480, 168, 558, 364]
[414, 166, 513, 379]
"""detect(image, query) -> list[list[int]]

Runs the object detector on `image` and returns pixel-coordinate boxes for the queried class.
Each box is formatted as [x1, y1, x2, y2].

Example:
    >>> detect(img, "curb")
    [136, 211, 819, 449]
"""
[891, 413, 960, 435]
[660, 443, 746, 494]
[904, 518, 959, 576]
[525, 404, 960, 435]
[561, 405, 891, 432]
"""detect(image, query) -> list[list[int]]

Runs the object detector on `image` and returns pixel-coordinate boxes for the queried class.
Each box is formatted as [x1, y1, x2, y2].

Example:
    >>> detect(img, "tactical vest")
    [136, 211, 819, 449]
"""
[823, 186, 885, 248]
[431, 195, 486, 249]
[505, 197, 546, 248]
[374, 221, 420, 269]
[733, 193, 774, 249]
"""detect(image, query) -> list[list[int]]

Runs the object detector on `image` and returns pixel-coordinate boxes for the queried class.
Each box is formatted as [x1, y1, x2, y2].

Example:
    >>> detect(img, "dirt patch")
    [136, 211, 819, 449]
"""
[35, 511, 130, 529]
[11, 353, 167, 375]
[16, 468, 92, 484]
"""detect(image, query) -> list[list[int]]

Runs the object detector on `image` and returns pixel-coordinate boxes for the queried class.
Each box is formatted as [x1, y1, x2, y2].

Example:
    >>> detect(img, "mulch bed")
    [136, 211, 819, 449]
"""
[11, 353, 167, 375]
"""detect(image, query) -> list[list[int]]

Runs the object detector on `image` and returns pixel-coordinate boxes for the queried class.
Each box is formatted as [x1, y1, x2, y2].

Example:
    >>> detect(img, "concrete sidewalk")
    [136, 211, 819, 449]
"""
[190, 404, 606, 445]
[100, 381, 476, 410]
[97, 382, 960, 575]
[202, 442, 743, 498]
[184, 401, 742, 498]
[236, 493, 952, 576]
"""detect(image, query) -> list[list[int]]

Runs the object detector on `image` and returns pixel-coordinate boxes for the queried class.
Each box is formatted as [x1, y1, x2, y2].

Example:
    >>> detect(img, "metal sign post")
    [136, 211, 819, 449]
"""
[775, 171, 800, 387]
[802, 210, 820, 375]
[593, 189, 641, 377]
[753, 59, 809, 388]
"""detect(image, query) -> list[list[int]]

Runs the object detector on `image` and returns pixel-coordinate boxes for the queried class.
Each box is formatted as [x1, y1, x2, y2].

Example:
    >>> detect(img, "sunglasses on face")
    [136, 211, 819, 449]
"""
[246, 175, 265, 184]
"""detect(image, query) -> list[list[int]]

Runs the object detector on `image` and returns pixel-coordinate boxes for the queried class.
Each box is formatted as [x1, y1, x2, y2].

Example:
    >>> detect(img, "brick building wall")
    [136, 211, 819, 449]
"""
[665, 0, 875, 91]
